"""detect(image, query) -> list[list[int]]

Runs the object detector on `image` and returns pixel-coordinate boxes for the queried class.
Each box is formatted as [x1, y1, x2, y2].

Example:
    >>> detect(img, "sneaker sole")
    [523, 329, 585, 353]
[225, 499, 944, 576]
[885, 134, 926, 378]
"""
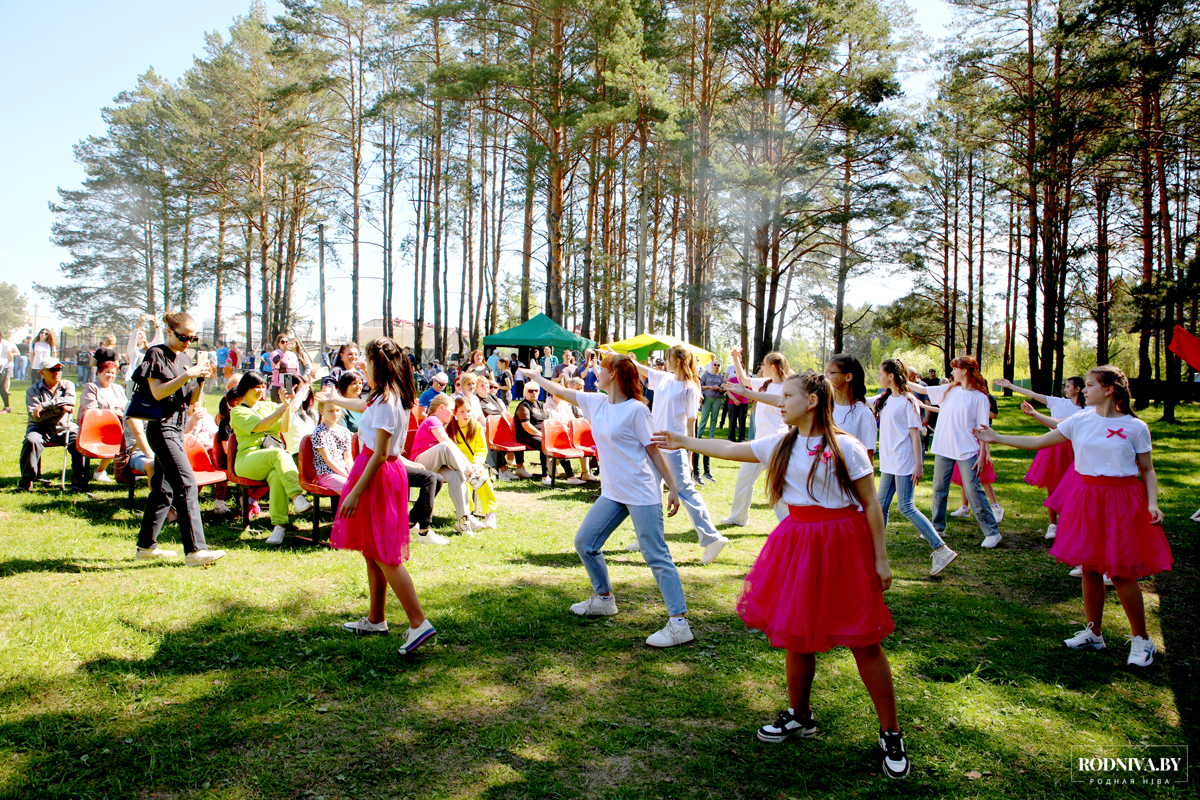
[343, 625, 389, 635]
[399, 627, 437, 655]
[1064, 642, 1106, 651]
[757, 728, 817, 743]
[929, 551, 958, 577]
[571, 608, 619, 617]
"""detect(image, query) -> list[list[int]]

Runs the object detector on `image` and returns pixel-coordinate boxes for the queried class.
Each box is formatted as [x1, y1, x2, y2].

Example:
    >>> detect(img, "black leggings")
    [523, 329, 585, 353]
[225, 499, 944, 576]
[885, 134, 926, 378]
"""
[139, 415, 208, 554]
[404, 464, 444, 529]
[726, 404, 749, 442]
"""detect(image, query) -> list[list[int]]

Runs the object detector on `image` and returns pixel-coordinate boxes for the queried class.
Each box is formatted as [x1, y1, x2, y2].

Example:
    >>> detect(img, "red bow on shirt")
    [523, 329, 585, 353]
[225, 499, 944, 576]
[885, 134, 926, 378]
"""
[1106, 428, 1126, 439]
[806, 444, 834, 462]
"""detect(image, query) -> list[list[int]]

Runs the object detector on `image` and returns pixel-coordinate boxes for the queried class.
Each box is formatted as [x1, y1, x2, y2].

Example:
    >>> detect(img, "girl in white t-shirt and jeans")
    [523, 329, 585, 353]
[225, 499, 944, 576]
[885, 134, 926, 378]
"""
[320, 338, 437, 656]
[615, 344, 728, 565]
[719, 347, 792, 526]
[519, 357, 692, 649]
[974, 366, 1171, 668]
[825, 354, 877, 461]
[908, 355, 1002, 549]
[654, 371, 910, 779]
[872, 359, 958, 577]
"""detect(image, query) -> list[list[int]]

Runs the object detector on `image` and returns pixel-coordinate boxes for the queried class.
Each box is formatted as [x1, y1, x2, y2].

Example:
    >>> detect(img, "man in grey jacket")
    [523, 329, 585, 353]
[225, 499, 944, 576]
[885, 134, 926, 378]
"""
[18, 358, 87, 492]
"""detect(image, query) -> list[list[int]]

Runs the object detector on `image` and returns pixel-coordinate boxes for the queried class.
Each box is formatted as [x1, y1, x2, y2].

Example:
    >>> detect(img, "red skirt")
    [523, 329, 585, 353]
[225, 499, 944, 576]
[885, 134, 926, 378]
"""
[331, 447, 411, 566]
[1043, 464, 1082, 515]
[952, 459, 996, 486]
[1025, 440, 1074, 492]
[1048, 475, 1173, 579]
[737, 505, 894, 653]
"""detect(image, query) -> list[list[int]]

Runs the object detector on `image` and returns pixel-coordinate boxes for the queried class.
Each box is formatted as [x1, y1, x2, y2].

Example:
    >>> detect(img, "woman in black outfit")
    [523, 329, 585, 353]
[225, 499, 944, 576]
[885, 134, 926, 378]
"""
[133, 311, 225, 567]
[512, 382, 575, 483]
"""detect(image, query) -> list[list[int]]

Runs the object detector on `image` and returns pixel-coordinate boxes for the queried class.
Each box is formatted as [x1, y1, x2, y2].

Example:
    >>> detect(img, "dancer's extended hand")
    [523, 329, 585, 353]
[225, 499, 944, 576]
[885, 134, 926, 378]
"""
[972, 424, 998, 443]
[651, 431, 684, 451]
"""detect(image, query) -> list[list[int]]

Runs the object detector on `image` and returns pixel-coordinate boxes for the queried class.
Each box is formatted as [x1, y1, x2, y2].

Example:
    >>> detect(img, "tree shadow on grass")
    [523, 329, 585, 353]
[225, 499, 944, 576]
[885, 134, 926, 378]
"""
[0, 556, 172, 577]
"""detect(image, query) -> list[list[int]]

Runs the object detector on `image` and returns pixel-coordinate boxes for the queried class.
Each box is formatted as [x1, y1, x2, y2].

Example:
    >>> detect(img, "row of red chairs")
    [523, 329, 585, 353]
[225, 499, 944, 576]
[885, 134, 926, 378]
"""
[486, 412, 597, 488]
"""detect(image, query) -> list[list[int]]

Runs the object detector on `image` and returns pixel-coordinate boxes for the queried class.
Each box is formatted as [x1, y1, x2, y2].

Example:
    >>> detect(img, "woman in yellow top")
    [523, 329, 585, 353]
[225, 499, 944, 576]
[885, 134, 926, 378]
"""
[447, 396, 497, 530]
[230, 371, 312, 545]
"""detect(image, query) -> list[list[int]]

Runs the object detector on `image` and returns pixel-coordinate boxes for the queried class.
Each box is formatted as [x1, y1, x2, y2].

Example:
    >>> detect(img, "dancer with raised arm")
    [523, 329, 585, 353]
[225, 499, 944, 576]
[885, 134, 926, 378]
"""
[608, 345, 729, 565]
[654, 371, 909, 778]
[719, 347, 792, 527]
[907, 355, 1002, 549]
[973, 366, 1170, 667]
[994, 376, 1087, 539]
[519, 356, 693, 648]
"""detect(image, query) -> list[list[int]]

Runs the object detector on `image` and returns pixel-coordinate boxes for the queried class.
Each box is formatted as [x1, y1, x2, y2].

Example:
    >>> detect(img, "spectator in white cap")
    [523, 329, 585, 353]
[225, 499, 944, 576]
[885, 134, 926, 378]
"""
[18, 358, 88, 492]
[419, 372, 449, 409]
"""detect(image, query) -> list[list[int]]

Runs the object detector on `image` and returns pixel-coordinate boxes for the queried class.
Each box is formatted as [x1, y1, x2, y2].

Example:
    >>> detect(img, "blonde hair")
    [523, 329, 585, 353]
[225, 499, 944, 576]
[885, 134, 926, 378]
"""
[762, 351, 792, 384]
[666, 345, 699, 385]
[460, 373, 478, 391]
[162, 310, 195, 330]
[428, 394, 453, 414]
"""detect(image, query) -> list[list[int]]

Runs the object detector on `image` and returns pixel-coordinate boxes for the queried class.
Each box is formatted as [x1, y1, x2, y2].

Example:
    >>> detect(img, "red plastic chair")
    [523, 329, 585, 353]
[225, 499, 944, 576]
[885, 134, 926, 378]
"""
[299, 434, 341, 543]
[570, 417, 597, 458]
[76, 409, 124, 460]
[402, 412, 420, 459]
[226, 431, 272, 528]
[487, 413, 526, 454]
[541, 419, 583, 488]
[184, 435, 227, 489]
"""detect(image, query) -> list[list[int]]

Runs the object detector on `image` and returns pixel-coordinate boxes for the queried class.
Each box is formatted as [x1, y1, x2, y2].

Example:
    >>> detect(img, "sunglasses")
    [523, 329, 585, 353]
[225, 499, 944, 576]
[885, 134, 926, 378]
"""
[46, 366, 64, 372]
[172, 329, 201, 344]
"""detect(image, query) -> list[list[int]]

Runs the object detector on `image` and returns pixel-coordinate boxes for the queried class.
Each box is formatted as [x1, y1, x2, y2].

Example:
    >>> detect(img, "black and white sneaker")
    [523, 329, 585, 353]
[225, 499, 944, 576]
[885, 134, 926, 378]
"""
[878, 730, 910, 778]
[756, 709, 817, 743]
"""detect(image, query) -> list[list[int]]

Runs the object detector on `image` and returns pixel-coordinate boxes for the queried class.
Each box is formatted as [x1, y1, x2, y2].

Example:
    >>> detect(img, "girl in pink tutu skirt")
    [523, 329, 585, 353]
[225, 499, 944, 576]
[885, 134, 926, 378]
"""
[317, 337, 437, 656]
[974, 366, 1170, 667]
[654, 371, 910, 779]
[994, 376, 1086, 539]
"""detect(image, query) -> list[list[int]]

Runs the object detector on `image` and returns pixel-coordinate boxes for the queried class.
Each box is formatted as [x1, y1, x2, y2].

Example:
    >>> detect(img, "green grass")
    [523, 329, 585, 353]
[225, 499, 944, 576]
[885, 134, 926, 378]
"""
[0, 384, 1197, 799]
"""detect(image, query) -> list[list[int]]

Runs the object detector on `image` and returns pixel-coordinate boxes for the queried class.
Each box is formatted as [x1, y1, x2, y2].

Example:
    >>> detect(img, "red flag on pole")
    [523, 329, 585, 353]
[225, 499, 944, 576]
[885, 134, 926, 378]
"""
[1167, 325, 1200, 372]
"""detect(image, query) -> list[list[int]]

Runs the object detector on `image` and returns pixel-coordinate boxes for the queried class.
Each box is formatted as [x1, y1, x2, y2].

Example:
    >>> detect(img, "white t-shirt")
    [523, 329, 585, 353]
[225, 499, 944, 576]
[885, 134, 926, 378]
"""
[645, 369, 701, 433]
[749, 432, 873, 508]
[832, 401, 877, 455]
[1056, 409, 1151, 477]
[1046, 395, 1086, 420]
[872, 392, 923, 476]
[746, 377, 786, 438]
[0, 340, 17, 372]
[357, 396, 409, 458]
[576, 392, 661, 506]
[31, 341, 53, 371]
[925, 384, 991, 461]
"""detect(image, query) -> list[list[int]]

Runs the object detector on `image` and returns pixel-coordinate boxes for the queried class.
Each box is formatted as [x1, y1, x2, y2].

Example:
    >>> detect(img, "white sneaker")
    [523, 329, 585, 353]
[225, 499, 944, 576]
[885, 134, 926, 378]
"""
[482, 512, 497, 530]
[136, 546, 176, 560]
[981, 533, 1002, 549]
[214, 500, 230, 514]
[701, 536, 729, 565]
[453, 517, 477, 537]
[514, 468, 533, 479]
[646, 619, 694, 648]
[582, 471, 600, 482]
[93, 470, 113, 484]
[1064, 622, 1105, 650]
[1069, 565, 1084, 578]
[718, 517, 746, 527]
[569, 593, 618, 616]
[416, 530, 449, 546]
[1103, 573, 1114, 586]
[929, 546, 958, 577]
[185, 549, 226, 567]
[991, 505, 1005, 523]
[950, 506, 971, 518]
[266, 526, 286, 545]
[1045, 523, 1057, 540]
[498, 470, 516, 482]
[541, 477, 553, 486]
[564, 477, 585, 485]
[1126, 635, 1158, 667]
[342, 616, 389, 635]
[293, 495, 312, 513]
[399, 619, 437, 655]
[468, 515, 488, 531]
[410, 522, 421, 535]
[625, 539, 641, 552]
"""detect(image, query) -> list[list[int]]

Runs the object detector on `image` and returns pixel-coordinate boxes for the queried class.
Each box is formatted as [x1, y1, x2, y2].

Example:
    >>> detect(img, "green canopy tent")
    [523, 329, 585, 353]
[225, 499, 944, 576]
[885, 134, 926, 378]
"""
[482, 313, 597, 361]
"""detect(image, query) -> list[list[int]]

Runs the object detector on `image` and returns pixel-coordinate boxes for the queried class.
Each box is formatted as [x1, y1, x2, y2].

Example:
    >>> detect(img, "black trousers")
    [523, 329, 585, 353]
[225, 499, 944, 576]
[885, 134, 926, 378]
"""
[514, 447, 573, 478]
[20, 426, 87, 489]
[404, 464, 444, 529]
[138, 415, 208, 554]
[691, 451, 711, 475]
[726, 404, 749, 443]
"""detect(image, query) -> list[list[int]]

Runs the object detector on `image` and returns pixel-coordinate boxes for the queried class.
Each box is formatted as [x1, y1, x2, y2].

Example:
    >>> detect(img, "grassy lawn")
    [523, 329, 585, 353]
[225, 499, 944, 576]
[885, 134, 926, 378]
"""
[0, 384, 1196, 799]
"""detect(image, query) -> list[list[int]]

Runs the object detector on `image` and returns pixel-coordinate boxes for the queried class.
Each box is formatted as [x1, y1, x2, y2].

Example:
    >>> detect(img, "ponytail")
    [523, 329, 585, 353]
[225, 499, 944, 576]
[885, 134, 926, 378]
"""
[1088, 365, 1136, 417]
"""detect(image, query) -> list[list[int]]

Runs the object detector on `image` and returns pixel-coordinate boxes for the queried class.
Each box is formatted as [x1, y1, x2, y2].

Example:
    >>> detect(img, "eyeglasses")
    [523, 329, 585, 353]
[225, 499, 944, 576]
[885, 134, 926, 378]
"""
[172, 329, 201, 344]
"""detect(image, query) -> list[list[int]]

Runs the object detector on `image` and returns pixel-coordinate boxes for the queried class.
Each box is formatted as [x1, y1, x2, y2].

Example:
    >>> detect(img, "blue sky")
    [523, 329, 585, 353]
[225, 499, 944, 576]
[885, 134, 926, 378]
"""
[0, 0, 951, 339]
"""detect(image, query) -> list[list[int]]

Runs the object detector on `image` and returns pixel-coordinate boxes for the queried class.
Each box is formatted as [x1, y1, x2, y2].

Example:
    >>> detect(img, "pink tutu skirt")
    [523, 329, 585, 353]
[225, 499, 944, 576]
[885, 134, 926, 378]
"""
[1048, 475, 1172, 579]
[952, 459, 996, 485]
[738, 506, 894, 653]
[1043, 464, 1082, 515]
[1025, 440, 1074, 492]
[331, 447, 410, 566]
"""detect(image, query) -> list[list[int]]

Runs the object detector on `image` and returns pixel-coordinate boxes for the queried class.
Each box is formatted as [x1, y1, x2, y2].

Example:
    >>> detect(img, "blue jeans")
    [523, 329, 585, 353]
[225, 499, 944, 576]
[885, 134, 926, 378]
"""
[878, 472, 944, 550]
[930, 454, 999, 537]
[660, 449, 722, 546]
[574, 495, 687, 616]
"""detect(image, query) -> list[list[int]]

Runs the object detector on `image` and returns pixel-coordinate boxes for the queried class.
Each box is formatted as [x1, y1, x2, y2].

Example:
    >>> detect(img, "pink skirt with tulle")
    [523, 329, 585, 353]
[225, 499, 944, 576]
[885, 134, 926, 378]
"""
[737, 506, 894, 653]
[331, 448, 411, 566]
[1025, 440, 1074, 492]
[952, 459, 996, 486]
[1048, 475, 1172, 579]
[1043, 464, 1082, 515]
